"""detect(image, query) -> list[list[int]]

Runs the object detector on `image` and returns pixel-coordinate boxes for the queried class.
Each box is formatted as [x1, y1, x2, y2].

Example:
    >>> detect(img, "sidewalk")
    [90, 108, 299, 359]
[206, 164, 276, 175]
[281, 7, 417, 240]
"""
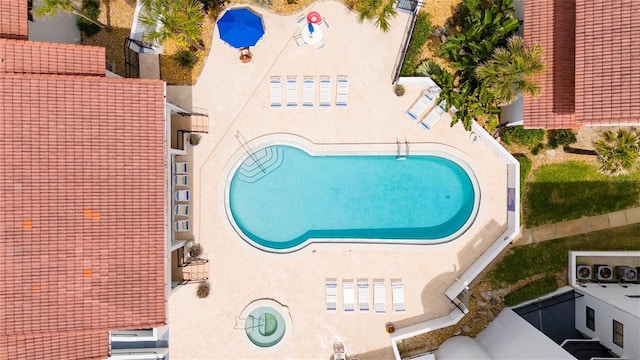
[514, 206, 640, 246]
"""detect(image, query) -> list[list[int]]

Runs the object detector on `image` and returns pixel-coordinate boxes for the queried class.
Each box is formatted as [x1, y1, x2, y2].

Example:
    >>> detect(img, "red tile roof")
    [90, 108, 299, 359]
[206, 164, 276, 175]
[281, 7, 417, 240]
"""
[0, 33, 166, 360]
[0, 39, 106, 76]
[523, 0, 578, 129]
[574, 0, 640, 125]
[523, 0, 640, 129]
[0, 0, 28, 39]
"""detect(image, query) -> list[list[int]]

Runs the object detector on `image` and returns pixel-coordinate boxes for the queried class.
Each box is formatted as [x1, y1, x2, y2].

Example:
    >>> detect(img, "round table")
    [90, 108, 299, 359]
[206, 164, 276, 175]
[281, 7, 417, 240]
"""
[301, 23, 323, 45]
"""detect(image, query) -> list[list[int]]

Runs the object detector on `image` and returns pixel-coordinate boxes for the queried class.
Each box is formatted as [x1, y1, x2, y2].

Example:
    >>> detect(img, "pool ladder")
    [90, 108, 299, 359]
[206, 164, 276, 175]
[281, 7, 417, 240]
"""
[235, 130, 266, 174]
[396, 138, 409, 160]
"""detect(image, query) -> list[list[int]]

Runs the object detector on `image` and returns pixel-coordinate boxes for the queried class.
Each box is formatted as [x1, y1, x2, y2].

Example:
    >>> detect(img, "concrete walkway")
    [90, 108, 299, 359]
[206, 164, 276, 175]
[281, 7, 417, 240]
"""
[514, 206, 640, 246]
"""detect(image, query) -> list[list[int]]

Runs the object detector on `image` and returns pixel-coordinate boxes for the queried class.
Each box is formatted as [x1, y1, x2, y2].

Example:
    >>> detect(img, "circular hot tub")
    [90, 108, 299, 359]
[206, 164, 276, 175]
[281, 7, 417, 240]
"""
[240, 299, 292, 349]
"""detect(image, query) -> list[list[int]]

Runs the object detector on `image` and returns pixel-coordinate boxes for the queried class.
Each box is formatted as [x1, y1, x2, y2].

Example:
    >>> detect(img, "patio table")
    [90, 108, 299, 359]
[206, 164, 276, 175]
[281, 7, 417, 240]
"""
[301, 23, 323, 45]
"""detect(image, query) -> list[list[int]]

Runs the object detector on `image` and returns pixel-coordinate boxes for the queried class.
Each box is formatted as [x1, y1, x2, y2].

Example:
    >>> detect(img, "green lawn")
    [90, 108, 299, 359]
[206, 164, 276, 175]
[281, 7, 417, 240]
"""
[503, 275, 557, 307]
[524, 161, 640, 227]
[488, 223, 640, 288]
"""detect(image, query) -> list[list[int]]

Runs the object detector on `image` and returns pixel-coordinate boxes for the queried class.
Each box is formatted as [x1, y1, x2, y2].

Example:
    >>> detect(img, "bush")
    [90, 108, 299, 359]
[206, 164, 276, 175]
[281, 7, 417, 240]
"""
[394, 84, 405, 96]
[399, 12, 432, 76]
[196, 282, 210, 298]
[77, 0, 101, 38]
[174, 49, 199, 69]
[548, 129, 577, 148]
[501, 126, 545, 148]
[189, 243, 202, 257]
[189, 134, 201, 146]
[530, 142, 544, 155]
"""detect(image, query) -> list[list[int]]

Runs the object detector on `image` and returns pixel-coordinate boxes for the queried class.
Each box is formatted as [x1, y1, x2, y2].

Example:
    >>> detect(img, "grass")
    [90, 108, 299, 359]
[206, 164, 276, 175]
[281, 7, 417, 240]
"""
[503, 275, 557, 307]
[515, 154, 531, 201]
[488, 223, 640, 288]
[399, 12, 432, 76]
[524, 161, 640, 227]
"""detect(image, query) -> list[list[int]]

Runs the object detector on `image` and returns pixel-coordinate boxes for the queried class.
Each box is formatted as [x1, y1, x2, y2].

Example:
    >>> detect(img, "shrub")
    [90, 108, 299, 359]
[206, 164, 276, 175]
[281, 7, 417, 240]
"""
[196, 282, 210, 298]
[189, 133, 201, 146]
[515, 154, 531, 200]
[501, 125, 545, 147]
[399, 12, 432, 76]
[77, 0, 101, 38]
[174, 49, 199, 69]
[531, 142, 544, 155]
[548, 129, 577, 148]
[189, 243, 202, 257]
[394, 84, 405, 96]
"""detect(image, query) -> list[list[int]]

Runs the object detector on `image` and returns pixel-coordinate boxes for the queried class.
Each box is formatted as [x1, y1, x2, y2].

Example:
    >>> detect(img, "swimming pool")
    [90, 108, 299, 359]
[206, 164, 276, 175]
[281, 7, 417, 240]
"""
[227, 142, 479, 252]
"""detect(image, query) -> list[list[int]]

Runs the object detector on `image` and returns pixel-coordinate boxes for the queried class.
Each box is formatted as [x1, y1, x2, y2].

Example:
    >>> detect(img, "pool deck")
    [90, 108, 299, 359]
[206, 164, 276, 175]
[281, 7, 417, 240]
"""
[168, 2, 509, 359]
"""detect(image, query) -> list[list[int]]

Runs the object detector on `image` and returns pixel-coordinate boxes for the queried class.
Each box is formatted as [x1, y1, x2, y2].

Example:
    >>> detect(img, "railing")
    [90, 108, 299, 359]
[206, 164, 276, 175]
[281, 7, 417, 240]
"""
[391, 3, 420, 84]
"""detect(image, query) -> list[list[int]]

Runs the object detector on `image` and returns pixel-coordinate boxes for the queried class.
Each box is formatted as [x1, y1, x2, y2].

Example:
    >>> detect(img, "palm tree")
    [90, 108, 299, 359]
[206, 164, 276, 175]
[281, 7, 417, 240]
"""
[593, 129, 640, 176]
[356, 0, 397, 33]
[34, 0, 109, 30]
[475, 36, 545, 106]
[139, 0, 205, 51]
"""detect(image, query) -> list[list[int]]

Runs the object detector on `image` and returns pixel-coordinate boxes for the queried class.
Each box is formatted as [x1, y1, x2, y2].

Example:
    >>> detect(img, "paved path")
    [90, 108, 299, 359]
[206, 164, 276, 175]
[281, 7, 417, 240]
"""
[514, 206, 640, 246]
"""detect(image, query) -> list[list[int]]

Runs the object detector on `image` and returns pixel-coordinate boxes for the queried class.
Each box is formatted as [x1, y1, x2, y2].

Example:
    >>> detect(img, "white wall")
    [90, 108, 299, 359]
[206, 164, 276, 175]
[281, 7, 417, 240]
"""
[575, 292, 640, 359]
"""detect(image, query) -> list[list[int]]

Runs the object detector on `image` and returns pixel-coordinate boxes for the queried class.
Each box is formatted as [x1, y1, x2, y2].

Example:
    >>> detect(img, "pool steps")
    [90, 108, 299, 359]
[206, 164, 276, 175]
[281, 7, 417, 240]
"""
[236, 146, 285, 183]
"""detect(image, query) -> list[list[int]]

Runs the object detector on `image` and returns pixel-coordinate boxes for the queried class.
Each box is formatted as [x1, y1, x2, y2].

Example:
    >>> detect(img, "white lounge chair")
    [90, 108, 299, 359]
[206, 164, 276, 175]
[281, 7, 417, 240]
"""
[343, 279, 355, 313]
[335, 75, 348, 107]
[358, 279, 370, 312]
[392, 279, 406, 313]
[173, 174, 188, 187]
[319, 76, 332, 108]
[270, 76, 282, 108]
[406, 91, 436, 121]
[302, 76, 315, 108]
[296, 14, 307, 28]
[174, 219, 189, 232]
[420, 102, 446, 130]
[320, 18, 330, 33]
[374, 279, 385, 314]
[286, 76, 298, 107]
[315, 41, 326, 51]
[326, 279, 337, 312]
[173, 162, 188, 174]
[293, 34, 306, 48]
[174, 204, 189, 217]
[175, 190, 190, 202]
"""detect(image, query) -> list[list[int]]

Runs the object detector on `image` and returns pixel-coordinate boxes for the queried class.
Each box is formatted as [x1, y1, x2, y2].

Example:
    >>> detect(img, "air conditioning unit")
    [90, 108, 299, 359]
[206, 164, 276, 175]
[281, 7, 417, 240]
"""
[576, 265, 592, 281]
[594, 265, 613, 281]
[615, 266, 638, 282]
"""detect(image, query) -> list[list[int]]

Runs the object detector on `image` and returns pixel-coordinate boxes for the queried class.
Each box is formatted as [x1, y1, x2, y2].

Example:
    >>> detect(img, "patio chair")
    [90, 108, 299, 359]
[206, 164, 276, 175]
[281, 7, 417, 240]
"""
[335, 75, 348, 107]
[173, 162, 188, 174]
[326, 279, 338, 312]
[420, 102, 446, 130]
[406, 91, 436, 121]
[343, 279, 355, 313]
[286, 76, 298, 107]
[319, 76, 332, 108]
[296, 14, 307, 29]
[293, 34, 306, 48]
[315, 41, 326, 51]
[175, 190, 190, 202]
[174, 204, 189, 217]
[302, 76, 315, 108]
[392, 279, 406, 313]
[374, 279, 385, 314]
[320, 18, 330, 33]
[173, 174, 188, 187]
[270, 76, 282, 108]
[174, 219, 190, 232]
[358, 279, 370, 312]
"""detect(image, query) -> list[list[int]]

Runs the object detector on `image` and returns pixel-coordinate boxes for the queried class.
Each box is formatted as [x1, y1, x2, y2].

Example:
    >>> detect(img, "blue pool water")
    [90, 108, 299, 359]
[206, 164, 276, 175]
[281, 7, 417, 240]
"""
[228, 145, 477, 252]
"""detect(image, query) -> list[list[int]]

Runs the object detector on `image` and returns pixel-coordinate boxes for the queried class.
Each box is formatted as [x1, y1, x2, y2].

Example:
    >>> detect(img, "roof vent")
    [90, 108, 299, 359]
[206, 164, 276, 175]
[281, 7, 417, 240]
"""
[615, 266, 637, 282]
[594, 265, 613, 281]
[576, 265, 592, 280]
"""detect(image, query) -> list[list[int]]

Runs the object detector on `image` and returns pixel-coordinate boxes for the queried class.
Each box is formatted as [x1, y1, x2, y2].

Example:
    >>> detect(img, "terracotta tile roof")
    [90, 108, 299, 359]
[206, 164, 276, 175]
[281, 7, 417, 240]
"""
[523, 0, 578, 129]
[0, 40, 166, 359]
[0, 39, 106, 76]
[574, 0, 640, 125]
[0, 0, 28, 39]
[524, 0, 640, 128]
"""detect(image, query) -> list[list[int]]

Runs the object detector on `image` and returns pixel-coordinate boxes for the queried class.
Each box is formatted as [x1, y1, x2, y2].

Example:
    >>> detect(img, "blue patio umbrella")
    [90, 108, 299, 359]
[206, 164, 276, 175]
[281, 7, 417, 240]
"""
[217, 7, 265, 48]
